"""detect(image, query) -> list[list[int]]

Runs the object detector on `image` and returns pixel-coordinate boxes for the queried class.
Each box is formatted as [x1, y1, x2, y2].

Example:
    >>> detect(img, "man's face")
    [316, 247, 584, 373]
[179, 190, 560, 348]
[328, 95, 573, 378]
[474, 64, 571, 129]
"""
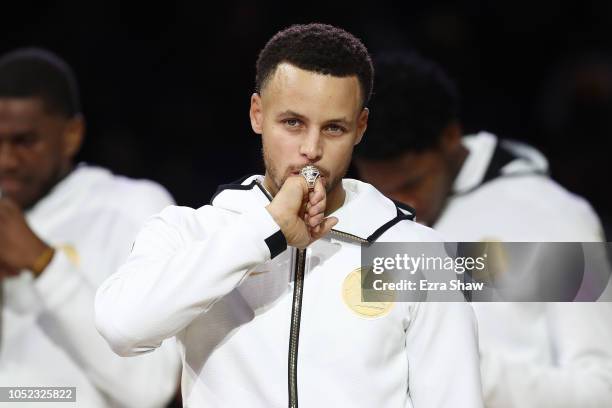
[0, 97, 81, 209]
[250, 63, 368, 197]
[355, 150, 454, 226]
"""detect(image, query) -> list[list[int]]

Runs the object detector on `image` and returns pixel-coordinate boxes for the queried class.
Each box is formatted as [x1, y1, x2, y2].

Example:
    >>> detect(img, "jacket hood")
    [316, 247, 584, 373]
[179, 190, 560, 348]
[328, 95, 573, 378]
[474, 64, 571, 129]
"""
[210, 175, 415, 243]
[453, 132, 549, 195]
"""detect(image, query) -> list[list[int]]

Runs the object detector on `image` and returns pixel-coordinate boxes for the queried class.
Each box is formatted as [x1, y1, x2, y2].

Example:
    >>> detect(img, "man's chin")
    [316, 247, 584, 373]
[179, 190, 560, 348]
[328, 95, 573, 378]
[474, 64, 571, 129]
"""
[5, 190, 41, 210]
[1, 193, 27, 209]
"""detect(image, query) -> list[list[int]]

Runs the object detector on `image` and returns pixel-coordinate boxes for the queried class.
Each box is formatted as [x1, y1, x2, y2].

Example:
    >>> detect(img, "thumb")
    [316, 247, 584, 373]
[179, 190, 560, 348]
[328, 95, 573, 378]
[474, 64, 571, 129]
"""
[280, 176, 309, 212]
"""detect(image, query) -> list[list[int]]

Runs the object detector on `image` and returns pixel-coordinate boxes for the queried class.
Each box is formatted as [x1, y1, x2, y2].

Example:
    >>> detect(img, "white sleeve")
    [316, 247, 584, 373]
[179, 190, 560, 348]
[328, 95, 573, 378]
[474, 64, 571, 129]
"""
[30, 248, 180, 408]
[481, 302, 612, 408]
[14, 186, 182, 408]
[94, 204, 286, 357]
[405, 302, 484, 408]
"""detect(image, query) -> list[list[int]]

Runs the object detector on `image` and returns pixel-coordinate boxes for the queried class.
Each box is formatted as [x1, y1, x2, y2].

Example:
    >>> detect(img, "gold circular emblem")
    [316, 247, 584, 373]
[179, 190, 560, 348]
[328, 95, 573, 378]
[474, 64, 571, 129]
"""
[342, 267, 394, 319]
[471, 239, 508, 282]
[58, 244, 80, 266]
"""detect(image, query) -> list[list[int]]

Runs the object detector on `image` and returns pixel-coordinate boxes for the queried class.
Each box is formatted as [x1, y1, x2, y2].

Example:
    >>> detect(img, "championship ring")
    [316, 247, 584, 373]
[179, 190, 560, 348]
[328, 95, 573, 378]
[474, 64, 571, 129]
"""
[300, 165, 320, 191]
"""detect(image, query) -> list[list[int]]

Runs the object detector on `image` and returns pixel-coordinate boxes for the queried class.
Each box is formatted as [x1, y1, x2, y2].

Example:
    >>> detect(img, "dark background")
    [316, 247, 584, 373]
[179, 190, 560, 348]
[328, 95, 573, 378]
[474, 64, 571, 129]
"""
[3, 0, 612, 234]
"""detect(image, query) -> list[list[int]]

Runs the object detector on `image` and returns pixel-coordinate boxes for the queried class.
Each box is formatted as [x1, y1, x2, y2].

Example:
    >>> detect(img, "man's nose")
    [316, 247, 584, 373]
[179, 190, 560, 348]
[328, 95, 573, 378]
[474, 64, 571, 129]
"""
[299, 129, 323, 161]
[0, 142, 19, 171]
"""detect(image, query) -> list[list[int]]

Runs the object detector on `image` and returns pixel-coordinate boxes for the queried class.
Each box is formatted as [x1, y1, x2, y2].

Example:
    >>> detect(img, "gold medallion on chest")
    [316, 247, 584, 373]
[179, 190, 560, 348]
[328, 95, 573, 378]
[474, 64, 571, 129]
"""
[342, 267, 394, 319]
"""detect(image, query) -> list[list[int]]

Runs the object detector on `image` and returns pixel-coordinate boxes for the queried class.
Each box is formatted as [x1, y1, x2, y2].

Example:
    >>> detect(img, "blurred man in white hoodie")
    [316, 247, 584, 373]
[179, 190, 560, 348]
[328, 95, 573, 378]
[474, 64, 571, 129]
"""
[0, 48, 180, 407]
[354, 51, 612, 407]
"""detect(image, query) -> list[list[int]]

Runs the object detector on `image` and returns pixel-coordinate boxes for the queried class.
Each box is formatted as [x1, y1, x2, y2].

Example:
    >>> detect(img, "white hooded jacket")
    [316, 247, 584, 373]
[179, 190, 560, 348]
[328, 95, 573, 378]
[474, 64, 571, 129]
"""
[435, 132, 612, 408]
[0, 164, 180, 408]
[95, 175, 484, 408]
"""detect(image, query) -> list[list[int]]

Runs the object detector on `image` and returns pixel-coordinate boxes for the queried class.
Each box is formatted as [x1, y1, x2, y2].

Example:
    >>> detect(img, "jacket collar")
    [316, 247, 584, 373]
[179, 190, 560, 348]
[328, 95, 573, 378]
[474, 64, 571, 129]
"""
[453, 132, 549, 195]
[211, 175, 414, 243]
[26, 163, 110, 222]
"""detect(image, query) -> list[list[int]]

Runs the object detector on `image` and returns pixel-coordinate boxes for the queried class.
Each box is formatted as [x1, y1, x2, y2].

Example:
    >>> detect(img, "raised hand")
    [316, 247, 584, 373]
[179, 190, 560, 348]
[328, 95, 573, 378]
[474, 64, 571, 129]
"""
[266, 175, 337, 249]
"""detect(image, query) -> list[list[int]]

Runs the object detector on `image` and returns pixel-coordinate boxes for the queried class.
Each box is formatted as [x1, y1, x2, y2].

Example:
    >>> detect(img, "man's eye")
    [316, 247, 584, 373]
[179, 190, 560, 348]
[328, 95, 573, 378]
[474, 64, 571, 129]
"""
[14, 136, 36, 146]
[401, 178, 422, 189]
[325, 124, 345, 134]
[284, 119, 301, 128]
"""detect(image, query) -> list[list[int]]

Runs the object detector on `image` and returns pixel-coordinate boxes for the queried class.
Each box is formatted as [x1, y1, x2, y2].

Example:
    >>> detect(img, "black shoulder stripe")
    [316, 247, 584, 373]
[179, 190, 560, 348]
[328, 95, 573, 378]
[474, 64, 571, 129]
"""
[455, 140, 547, 197]
[481, 143, 517, 184]
[366, 206, 414, 243]
[209, 175, 271, 204]
[391, 199, 416, 220]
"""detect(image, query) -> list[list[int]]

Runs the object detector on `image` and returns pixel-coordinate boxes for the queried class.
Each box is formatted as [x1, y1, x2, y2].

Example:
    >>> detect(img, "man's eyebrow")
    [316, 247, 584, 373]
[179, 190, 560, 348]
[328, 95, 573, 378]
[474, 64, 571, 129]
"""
[277, 111, 351, 126]
[324, 117, 351, 126]
[14, 130, 37, 137]
[277, 110, 307, 120]
[0, 130, 37, 140]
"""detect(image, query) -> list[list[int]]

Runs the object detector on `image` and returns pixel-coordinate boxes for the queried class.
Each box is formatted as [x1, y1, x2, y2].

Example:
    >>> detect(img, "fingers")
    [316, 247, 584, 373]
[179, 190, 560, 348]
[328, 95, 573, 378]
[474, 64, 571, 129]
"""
[284, 171, 324, 205]
[309, 176, 325, 205]
[0, 259, 19, 279]
[290, 174, 310, 197]
[306, 199, 325, 218]
[310, 216, 338, 241]
[307, 212, 324, 228]
[0, 268, 19, 279]
[271, 172, 335, 247]
[306, 179, 335, 238]
[306, 176, 326, 220]
[272, 175, 309, 217]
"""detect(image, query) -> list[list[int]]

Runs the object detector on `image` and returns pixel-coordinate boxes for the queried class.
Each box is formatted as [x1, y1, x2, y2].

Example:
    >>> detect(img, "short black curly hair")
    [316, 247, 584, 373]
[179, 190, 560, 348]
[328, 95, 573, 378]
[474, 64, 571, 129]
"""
[0, 47, 81, 118]
[355, 51, 459, 160]
[256, 23, 374, 107]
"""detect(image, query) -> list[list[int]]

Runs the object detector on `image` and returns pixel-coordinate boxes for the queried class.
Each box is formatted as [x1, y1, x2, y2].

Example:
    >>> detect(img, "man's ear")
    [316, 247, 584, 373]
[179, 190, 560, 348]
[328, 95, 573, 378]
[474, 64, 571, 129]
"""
[62, 114, 84, 160]
[250, 93, 263, 135]
[354, 107, 369, 145]
[440, 121, 463, 154]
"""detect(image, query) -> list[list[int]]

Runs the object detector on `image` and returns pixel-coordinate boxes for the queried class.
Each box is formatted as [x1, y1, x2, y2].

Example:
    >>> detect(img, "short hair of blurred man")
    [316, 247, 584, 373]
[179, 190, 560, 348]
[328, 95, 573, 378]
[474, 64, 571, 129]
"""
[353, 51, 468, 225]
[0, 48, 84, 210]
